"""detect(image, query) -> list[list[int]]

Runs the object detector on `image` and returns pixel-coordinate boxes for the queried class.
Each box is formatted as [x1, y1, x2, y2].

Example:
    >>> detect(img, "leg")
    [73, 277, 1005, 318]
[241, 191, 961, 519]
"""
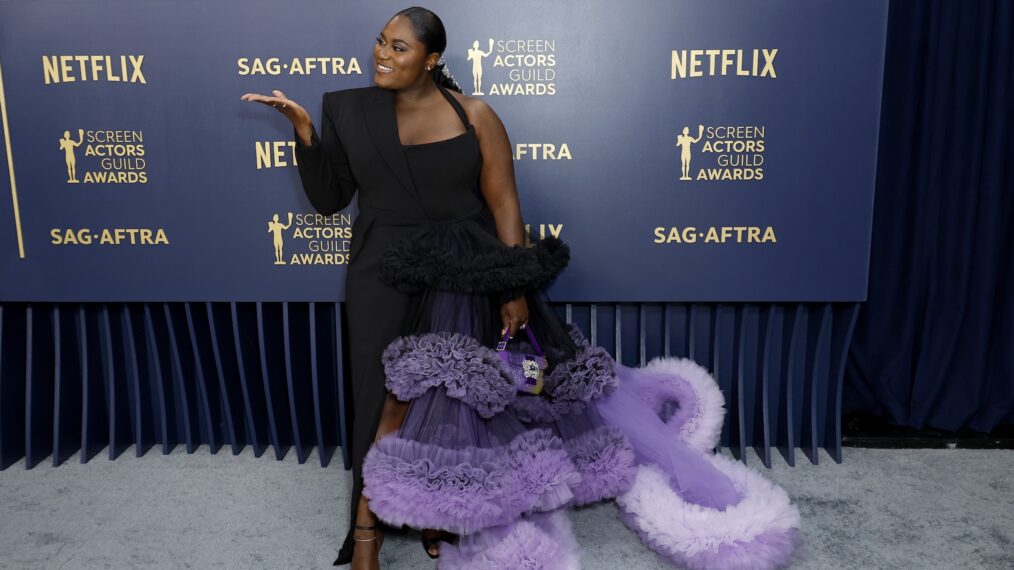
[336, 256, 416, 566]
[351, 393, 409, 570]
[356, 394, 410, 530]
[361, 394, 449, 560]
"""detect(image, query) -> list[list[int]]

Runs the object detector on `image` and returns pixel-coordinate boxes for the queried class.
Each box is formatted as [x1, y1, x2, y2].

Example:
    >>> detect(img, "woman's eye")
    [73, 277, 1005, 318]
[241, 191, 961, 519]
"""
[376, 36, 403, 52]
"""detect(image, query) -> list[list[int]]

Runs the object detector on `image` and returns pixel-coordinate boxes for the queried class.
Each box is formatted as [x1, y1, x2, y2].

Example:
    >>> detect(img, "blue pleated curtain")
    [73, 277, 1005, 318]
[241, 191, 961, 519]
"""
[845, 0, 1014, 432]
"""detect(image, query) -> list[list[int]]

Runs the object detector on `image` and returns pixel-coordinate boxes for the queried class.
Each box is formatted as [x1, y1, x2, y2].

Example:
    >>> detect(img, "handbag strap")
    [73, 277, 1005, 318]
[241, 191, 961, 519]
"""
[497, 325, 545, 356]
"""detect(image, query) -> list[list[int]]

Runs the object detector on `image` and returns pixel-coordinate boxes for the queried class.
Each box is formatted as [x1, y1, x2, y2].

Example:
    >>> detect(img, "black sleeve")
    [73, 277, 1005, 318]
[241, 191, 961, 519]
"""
[293, 92, 358, 215]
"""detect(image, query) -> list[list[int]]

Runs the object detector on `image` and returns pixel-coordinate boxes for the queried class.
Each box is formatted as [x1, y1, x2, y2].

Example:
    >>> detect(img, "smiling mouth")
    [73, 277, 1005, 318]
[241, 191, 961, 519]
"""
[377, 63, 394, 73]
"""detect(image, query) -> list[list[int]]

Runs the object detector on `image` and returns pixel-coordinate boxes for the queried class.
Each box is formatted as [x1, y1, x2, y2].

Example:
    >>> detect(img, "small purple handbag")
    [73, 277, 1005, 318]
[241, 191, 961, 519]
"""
[496, 325, 547, 395]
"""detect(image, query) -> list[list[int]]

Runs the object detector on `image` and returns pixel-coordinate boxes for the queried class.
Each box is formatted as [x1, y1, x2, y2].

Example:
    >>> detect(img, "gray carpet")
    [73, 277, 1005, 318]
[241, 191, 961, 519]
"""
[1, 447, 1011, 569]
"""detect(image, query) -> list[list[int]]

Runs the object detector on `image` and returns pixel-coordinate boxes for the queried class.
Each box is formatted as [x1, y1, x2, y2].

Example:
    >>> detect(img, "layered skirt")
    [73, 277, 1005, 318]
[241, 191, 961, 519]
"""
[361, 212, 801, 569]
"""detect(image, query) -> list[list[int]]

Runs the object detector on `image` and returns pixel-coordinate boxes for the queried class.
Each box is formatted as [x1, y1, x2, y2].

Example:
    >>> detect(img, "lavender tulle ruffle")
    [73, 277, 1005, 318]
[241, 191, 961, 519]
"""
[438, 510, 581, 570]
[362, 426, 580, 535]
[383, 331, 515, 418]
[558, 421, 636, 505]
[599, 363, 802, 569]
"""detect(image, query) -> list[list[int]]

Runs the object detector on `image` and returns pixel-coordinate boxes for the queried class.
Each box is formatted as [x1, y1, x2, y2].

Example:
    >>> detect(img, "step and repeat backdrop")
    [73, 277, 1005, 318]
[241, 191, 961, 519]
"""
[0, 0, 888, 302]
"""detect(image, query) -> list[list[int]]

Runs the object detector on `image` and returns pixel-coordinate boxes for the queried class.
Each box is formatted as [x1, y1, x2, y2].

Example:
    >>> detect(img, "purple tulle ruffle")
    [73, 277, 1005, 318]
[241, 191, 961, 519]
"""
[563, 424, 636, 505]
[362, 428, 581, 535]
[616, 461, 800, 570]
[439, 510, 580, 570]
[382, 331, 515, 418]
[546, 339, 617, 403]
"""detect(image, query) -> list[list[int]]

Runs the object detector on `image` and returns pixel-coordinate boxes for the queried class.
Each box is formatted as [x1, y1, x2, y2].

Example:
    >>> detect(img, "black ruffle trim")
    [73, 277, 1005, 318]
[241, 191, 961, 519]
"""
[379, 234, 570, 304]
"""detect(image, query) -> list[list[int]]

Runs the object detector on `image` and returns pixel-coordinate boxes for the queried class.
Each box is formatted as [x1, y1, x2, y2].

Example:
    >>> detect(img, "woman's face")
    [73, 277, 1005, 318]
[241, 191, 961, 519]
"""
[373, 15, 438, 90]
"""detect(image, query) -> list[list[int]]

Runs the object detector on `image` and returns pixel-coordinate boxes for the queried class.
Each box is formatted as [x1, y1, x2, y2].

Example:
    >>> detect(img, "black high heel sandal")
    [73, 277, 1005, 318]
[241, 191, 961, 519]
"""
[421, 529, 455, 559]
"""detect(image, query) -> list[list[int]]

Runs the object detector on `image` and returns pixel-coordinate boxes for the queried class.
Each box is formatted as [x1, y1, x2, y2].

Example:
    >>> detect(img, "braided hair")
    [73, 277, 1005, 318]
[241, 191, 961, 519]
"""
[393, 6, 463, 93]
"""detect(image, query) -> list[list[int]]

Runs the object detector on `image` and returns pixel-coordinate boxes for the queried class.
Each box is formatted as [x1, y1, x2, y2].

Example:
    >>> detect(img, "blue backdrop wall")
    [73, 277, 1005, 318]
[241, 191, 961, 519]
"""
[0, 0, 888, 469]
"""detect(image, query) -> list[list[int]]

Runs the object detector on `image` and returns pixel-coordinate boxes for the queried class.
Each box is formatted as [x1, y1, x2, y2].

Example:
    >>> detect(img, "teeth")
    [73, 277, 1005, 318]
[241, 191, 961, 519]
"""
[377, 64, 393, 72]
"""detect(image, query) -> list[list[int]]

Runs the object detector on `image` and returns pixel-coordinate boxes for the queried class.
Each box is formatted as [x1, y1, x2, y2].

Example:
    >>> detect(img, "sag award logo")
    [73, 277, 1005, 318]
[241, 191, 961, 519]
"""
[60, 129, 84, 183]
[676, 124, 766, 182]
[465, 38, 557, 96]
[268, 212, 293, 264]
[466, 39, 494, 95]
[57, 128, 148, 184]
[676, 125, 704, 181]
[267, 211, 353, 265]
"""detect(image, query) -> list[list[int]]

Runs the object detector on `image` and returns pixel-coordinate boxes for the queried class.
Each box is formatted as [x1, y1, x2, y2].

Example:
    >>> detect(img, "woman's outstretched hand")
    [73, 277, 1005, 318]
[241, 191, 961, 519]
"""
[501, 296, 529, 337]
[240, 90, 313, 145]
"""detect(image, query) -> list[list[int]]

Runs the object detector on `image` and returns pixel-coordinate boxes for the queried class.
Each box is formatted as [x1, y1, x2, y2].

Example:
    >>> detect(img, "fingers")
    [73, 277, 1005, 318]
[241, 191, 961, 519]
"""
[240, 93, 288, 110]
[505, 319, 525, 337]
[502, 316, 517, 337]
[240, 93, 273, 104]
[270, 90, 290, 110]
[501, 316, 530, 336]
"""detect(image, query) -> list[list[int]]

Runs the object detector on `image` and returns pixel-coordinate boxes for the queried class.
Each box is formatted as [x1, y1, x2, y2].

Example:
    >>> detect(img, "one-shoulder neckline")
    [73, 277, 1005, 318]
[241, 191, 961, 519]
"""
[397, 83, 474, 148]
[401, 124, 476, 149]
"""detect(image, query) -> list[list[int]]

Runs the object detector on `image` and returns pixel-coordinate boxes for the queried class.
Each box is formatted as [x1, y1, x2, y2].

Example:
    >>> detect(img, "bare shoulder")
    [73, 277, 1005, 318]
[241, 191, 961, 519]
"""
[446, 90, 505, 143]
[446, 90, 499, 125]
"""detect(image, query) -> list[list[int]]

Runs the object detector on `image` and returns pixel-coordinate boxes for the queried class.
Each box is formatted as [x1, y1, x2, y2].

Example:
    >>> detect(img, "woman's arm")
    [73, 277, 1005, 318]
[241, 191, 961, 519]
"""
[293, 92, 359, 216]
[472, 98, 529, 334]
[474, 99, 525, 248]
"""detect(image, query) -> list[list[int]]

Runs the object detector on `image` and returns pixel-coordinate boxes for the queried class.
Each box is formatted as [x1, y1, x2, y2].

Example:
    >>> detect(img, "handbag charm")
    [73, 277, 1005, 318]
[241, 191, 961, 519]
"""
[496, 325, 547, 395]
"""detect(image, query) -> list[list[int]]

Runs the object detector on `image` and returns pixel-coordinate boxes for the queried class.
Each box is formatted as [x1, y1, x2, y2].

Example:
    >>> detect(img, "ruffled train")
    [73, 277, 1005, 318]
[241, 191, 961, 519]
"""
[360, 212, 801, 569]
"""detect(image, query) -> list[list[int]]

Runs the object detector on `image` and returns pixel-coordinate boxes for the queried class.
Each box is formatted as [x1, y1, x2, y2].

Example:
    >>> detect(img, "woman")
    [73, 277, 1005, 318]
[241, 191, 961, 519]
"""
[243, 7, 551, 566]
[243, 7, 801, 570]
